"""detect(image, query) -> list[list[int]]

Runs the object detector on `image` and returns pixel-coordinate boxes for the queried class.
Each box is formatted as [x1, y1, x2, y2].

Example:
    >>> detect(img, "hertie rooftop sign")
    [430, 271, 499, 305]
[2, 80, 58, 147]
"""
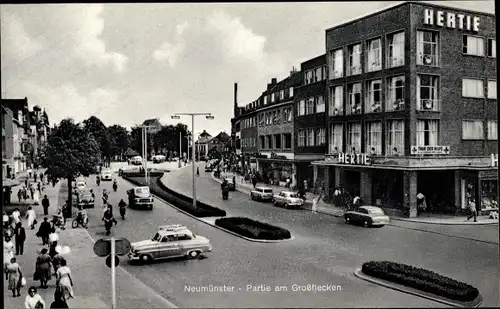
[424, 9, 480, 32]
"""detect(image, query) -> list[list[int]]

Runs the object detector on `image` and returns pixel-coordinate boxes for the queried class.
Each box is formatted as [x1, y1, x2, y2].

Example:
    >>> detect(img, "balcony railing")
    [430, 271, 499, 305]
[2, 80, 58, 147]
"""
[365, 101, 382, 113]
[386, 99, 405, 112]
[417, 99, 440, 112]
[346, 103, 362, 115]
[417, 53, 439, 67]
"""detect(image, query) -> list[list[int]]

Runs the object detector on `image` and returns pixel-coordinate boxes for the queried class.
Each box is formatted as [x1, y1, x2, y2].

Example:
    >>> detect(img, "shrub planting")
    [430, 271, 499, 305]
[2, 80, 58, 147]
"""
[121, 171, 164, 177]
[122, 175, 226, 218]
[361, 261, 479, 302]
[215, 217, 291, 240]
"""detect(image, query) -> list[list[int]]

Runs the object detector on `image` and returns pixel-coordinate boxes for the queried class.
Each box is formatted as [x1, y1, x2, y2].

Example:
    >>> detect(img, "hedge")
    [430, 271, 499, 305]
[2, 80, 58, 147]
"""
[215, 217, 291, 240]
[122, 175, 226, 218]
[121, 171, 164, 177]
[361, 261, 479, 302]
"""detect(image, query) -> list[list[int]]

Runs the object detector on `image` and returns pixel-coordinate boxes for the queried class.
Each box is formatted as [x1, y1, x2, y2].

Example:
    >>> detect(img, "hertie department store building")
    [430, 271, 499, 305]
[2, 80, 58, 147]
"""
[312, 2, 497, 217]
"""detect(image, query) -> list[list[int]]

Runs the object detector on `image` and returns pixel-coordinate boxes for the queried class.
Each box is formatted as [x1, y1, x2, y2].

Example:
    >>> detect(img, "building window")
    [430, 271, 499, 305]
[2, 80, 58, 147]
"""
[282, 109, 287, 123]
[297, 100, 306, 116]
[274, 134, 282, 149]
[306, 97, 315, 115]
[316, 128, 326, 146]
[386, 75, 405, 111]
[346, 122, 361, 153]
[280, 90, 284, 100]
[271, 93, 276, 102]
[306, 128, 315, 146]
[488, 39, 496, 58]
[329, 123, 343, 153]
[387, 120, 404, 156]
[316, 96, 325, 113]
[288, 108, 292, 122]
[329, 85, 344, 116]
[260, 136, 265, 149]
[365, 79, 381, 113]
[416, 120, 439, 146]
[346, 83, 361, 115]
[347, 44, 362, 76]
[488, 121, 497, 140]
[264, 96, 268, 105]
[289, 87, 294, 97]
[462, 79, 484, 98]
[283, 133, 292, 149]
[417, 30, 439, 66]
[305, 70, 314, 85]
[488, 80, 497, 99]
[463, 36, 485, 56]
[462, 120, 484, 140]
[365, 121, 382, 155]
[417, 75, 440, 111]
[329, 48, 343, 79]
[366, 38, 381, 72]
[275, 110, 281, 124]
[315, 66, 323, 82]
[387, 31, 405, 68]
[298, 130, 305, 147]
[266, 135, 273, 149]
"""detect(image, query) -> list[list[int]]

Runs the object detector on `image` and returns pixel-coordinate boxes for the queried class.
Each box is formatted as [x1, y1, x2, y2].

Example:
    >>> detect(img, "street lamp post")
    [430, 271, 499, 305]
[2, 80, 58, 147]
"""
[172, 113, 214, 209]
[178, 131, 182, 168]
[138, 125, 155, 184]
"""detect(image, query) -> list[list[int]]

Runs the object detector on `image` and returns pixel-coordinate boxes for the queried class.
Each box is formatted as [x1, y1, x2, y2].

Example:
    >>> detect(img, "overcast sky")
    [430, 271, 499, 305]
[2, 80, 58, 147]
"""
[0, 1, 494, 137]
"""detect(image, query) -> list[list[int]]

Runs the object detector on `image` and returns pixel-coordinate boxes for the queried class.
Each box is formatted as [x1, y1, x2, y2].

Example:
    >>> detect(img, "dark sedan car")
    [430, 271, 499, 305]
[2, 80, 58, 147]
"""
[344, 206, 390, 227]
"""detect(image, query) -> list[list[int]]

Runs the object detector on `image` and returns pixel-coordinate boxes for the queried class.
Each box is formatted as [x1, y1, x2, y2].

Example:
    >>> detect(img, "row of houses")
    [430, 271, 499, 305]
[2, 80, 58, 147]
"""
[2, 97, 51, 181]
[230, 1, 497, 217]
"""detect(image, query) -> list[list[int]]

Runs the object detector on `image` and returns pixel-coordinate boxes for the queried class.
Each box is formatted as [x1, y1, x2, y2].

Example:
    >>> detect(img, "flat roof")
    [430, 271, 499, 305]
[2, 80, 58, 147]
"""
[325, 1, 495, 33]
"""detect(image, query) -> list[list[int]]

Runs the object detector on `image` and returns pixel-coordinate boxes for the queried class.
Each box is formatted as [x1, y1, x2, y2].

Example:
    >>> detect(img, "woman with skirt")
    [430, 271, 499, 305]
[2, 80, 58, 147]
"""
[56, 259, 74, 299]
[35, 248, 52, 288]
[4, 236, 15, 280]
[6, 257, 23, 297]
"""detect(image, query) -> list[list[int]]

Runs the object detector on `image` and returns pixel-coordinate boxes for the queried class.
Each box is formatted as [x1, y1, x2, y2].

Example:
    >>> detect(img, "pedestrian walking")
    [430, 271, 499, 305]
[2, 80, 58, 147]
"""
[4, 236, 15, 276]
[37, 182, 41, 194]
[6, 257, 23, 297]
[30, 186, 35, 200]
[196, 167, 200, 176]
[353, 195, 361, 208]
[25, 286, 45, 308]
[467, 199, 477, 222]
[26, 206, 37, 230]
[48, 229, 60, 258]
[11, 208, 21, 226]
[35, 248, 52, 289]
[14, 222, 26, 255]
[50, 289, 69, 309]
[37, 218, 52, 246]
[252, 176, 257, 189]
[51, 253, 66, 276]
[18, 189, 23, 203]
[23, 187, 28, 201]
[25, 179, 28, 188]
[34, 173, 37, 182]
[312, 195, 319, 214]
[42, 195, 50, 216]
[417, 192, 427, 216]
[33, 189, 40, 205]
[40, 172, 44, 184]
[56, 259, 75, 299]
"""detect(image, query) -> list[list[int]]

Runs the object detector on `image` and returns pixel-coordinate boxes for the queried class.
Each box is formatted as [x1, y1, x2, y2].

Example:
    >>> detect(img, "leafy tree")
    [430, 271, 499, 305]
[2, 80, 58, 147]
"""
[39, 118, 100, 218]
[107, 125, 130, 160]
[83, 116, 110, 164]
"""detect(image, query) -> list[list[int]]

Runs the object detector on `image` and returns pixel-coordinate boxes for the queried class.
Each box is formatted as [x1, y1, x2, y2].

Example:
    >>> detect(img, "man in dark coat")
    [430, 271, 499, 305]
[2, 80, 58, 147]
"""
[14, 222, 26, 255]
[252, 176, 257, 189]
[42, 195, 50, 216]
[37, 217, 52, 245]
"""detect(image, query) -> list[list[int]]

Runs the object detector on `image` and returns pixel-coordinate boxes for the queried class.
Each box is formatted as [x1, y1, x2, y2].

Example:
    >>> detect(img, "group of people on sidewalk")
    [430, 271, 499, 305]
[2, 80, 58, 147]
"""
[3, 171, 76, 308]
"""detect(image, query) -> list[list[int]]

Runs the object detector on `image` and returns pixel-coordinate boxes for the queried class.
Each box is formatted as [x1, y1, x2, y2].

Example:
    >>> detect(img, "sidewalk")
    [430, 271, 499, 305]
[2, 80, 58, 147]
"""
[209, 172, 498, 225]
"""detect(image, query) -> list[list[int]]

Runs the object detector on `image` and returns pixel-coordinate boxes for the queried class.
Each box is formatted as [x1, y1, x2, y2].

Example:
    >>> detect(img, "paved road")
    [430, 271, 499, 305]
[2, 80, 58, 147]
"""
[160, 163, 499, 307]
[78, 171, 444, 308]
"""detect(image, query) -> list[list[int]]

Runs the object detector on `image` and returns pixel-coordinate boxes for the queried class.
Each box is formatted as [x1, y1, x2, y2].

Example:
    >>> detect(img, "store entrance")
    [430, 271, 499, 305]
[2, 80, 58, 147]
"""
[344, 170, 360, 196]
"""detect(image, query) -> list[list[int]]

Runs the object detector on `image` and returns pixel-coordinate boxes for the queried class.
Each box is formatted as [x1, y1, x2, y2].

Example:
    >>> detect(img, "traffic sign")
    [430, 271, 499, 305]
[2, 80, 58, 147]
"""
[106, 254, 120, 268]
[93, 238, 111, 257]
[114, 238, 131, 256]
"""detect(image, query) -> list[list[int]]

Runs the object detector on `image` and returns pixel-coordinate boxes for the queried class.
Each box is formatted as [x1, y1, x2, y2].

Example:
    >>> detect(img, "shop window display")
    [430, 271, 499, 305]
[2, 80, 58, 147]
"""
[481, 180, 498, 209]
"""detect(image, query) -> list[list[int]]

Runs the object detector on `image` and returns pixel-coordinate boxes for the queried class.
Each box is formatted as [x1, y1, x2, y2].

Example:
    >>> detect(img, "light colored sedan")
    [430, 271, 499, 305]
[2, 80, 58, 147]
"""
[250, 187, 274, 202]
[344, 206, 391, 227]
[272, 191, 304, 209]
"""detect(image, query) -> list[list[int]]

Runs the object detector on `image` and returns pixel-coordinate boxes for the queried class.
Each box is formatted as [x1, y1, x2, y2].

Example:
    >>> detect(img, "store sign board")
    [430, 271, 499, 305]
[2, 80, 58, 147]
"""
[424, 9, 480, 32]
[411, 145, 450, 155]
[326, 153, 371, 165]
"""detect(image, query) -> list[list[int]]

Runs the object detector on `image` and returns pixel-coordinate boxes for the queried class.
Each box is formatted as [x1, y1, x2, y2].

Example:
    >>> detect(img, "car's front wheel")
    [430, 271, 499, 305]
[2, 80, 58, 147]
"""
[363, 220, 370, 228]
[345, 217, 350, 224]
[188, 250, 201, 259]
[284, 203, 289, 209]
[139, 254, 153, 263]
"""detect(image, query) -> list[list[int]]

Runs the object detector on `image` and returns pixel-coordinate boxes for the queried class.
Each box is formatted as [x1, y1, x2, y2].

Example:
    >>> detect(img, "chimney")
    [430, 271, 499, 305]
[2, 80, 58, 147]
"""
[271, 78, 277, 84]
[234, 82, 238, 117]
[290, 66, 296, 76]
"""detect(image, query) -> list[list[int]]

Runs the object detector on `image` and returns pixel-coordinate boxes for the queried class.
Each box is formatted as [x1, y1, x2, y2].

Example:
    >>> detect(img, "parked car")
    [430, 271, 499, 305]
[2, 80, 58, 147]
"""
[344, 206, 390, 227]
[72, 179, 87, 194]
[101, 169, 112, 181]
[224, 177, 235, 191]
[130, 156, 143, 165]
[77, 189, 95, 209]
[128, 225, 212, 263]
[272, 191, 304, 209]
[250, 187, 274, 202]
[152, 155, 166, 163]
[127, 186, 154, 210]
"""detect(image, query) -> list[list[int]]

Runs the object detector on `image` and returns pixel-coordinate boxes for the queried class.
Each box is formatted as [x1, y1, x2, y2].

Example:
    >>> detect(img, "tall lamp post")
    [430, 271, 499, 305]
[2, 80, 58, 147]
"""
[171, 113, 214, 209]
[138, 125, 155, 184]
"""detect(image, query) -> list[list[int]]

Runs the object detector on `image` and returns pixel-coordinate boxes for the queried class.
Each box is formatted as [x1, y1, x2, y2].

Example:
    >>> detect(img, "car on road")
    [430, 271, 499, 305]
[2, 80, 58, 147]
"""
[152, 155, 166, 163]
[119, 166, 141, 176]
[101, 169, 113, 181]
[344, 206, 390, 227]
[127, 186, 154, 210]
[272, 191, 304, 209]
[77, 189, 95, 208]
[224, 177, 236, 191]
[128, 224, 212, 263]
[130, 156, 142, 165]
[250, 186, 274, 202]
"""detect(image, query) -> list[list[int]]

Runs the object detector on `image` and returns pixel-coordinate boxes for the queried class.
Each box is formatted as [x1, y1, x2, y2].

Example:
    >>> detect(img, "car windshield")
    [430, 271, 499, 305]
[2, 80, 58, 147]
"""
[263, 189, 273, 193]
[136, 187, 150, 194]
[152, 233, 161, 241]
[368, 209, 385, 215]
[287, 193, 298, 198]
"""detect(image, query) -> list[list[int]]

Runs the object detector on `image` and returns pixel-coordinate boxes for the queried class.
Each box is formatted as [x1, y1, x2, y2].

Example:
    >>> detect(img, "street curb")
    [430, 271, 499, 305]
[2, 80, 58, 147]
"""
[123, 177, 295, 244]
[353, 268, 482, 308]
[390, 217, 499, 225]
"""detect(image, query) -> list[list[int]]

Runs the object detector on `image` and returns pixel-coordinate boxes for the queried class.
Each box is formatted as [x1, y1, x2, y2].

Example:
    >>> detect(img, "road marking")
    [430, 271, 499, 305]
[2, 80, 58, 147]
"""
[84, 229, 179, 308]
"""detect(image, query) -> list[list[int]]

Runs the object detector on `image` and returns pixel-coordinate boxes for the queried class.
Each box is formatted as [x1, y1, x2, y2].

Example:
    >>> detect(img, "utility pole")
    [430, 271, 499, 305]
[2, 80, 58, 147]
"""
[138, 125, 155, 184]
[171, 113, 214, 209]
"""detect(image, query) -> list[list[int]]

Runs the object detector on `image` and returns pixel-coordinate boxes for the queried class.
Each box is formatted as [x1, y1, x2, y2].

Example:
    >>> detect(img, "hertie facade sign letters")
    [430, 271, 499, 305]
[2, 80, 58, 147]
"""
[424, 8, 480, 32]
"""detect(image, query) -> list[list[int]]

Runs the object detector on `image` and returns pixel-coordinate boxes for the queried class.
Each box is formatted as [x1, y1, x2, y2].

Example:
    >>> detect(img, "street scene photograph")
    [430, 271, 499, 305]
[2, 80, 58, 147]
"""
[1, 1, 498, 308]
